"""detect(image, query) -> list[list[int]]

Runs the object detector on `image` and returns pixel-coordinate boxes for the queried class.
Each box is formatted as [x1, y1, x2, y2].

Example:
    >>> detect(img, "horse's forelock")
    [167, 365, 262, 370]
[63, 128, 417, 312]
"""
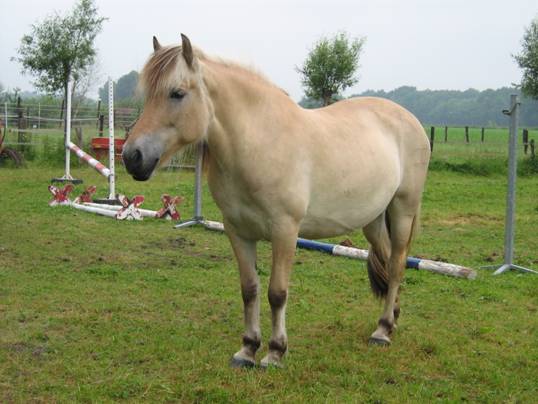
[140, 46, 185, 99]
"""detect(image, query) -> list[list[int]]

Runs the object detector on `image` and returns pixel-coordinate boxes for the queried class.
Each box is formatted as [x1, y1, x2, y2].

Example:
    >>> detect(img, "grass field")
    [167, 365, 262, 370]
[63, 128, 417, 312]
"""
[1, 163, 538, 402]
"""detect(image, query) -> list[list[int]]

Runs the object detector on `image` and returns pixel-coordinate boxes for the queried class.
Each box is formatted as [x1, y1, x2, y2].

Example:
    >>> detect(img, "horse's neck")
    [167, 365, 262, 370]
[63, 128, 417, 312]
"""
[201, 60, 298, 164]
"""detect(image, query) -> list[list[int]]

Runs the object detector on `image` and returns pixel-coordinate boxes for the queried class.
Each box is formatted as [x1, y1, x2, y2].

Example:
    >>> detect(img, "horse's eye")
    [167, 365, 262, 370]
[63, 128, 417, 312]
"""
[169, 90, 186, 100]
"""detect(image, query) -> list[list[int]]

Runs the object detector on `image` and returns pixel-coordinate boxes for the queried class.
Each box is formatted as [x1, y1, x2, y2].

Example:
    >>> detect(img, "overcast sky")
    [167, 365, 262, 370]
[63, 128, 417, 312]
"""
[1, 0, 536, 101]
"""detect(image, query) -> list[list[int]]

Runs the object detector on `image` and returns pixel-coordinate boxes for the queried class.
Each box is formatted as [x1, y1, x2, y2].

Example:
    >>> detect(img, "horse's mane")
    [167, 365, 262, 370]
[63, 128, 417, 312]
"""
[139, 45, 289, 99]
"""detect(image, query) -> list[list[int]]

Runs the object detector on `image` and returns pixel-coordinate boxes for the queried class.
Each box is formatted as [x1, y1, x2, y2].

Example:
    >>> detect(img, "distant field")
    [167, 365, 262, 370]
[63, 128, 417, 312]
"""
[1, 165, 537, 402]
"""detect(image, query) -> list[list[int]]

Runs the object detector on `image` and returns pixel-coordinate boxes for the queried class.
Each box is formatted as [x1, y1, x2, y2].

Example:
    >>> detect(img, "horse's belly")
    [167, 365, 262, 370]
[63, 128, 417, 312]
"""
[299, 168, 399, 239]
[299, 193, 391, 239]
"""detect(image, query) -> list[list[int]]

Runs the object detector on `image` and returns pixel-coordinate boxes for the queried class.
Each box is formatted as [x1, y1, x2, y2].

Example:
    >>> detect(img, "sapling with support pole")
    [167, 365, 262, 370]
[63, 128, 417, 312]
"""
[52, 77, 118, 204]
[485, 95, 537, 276]
[52, 79, 82, 184]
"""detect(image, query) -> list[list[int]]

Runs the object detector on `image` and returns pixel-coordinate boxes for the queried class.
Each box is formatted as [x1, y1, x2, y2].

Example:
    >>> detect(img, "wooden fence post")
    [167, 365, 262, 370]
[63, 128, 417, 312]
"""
[59, 98, 65, 128]
[465, 126, 469, 143]
[430, 126, 435, 152]
[15, 97, 31, 156]
[76, 126, 83, 148]
[530, 139, 535, 160]
[16, 97, 23, 145]
[481, 127, 485, 143]
[96, 99, 101, 128]
[16, 96, 22, 129]
[98, 114, 104, 137]
[523, 129, 529, 154]
[444, 126, 448, 142]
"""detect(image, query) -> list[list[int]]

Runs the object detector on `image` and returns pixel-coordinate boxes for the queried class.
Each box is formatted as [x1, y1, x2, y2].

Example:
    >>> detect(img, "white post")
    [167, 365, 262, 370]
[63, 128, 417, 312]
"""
[108, 77, 115, 200]
[65, 79, 72, 179]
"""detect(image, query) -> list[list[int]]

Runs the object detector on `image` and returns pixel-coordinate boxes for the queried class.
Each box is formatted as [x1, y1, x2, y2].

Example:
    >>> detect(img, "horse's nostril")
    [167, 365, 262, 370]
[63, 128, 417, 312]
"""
[123, 147, 144, 174]
[133, 148, 143, 164]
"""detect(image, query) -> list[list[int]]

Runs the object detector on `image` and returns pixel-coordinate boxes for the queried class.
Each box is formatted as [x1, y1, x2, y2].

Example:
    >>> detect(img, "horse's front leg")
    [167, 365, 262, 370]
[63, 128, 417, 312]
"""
[227, 230, 261, 368]
[260, 221, 299, 368]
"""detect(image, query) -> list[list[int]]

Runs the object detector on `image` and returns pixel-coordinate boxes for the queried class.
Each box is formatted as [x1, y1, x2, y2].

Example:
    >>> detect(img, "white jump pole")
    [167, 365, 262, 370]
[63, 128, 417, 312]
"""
[108, 77, 116, 200]
[66, 142, 112, 177]
[202, 220, 477, 279]
[70, 202, 118, 218]
[82, 202, 159, 218]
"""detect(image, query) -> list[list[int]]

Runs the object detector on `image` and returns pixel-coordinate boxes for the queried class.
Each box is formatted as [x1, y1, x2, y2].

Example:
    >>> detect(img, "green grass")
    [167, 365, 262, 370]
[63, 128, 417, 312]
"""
[1, 165, 537, 402]
[428, 127, 538, 176]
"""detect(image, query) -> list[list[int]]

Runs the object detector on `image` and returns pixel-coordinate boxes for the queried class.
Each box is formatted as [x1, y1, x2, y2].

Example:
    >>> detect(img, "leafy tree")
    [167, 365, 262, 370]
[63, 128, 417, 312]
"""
[14, 0, 106, 106]
[99, 71, 139, 102]
[350, 87, 538, 127]
[297, 32, 365, 106]
[514, 17, 538, 98]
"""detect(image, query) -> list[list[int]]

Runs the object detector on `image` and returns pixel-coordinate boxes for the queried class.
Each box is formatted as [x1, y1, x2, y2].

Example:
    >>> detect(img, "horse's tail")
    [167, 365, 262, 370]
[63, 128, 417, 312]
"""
[367, 208, 420, 298]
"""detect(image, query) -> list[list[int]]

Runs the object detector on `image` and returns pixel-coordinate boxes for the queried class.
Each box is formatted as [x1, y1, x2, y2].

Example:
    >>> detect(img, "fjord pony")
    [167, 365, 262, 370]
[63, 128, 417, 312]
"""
[123, 35, 431, 368]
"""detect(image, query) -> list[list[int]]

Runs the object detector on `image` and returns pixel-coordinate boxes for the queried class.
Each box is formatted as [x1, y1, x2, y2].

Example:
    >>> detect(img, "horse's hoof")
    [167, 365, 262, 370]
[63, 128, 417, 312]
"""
[259, 361, 284, 370]
[230, 356, 256, 369]
[368, 336, 391, 346]
[260, 356, 284, 369]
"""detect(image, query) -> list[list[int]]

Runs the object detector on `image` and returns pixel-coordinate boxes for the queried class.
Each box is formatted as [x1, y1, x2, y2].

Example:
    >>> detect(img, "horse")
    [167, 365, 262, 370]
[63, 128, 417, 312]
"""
[122, 34, 431, 368]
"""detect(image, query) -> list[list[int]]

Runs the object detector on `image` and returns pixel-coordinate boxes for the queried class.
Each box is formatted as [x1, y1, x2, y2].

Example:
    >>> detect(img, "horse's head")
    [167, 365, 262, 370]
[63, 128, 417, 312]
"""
[123, 34, 212, 181]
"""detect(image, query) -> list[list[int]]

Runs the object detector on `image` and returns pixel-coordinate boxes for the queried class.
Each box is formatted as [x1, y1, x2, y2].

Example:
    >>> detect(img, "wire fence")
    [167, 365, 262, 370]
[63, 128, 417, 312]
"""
[1, 101, 139, 131]
[425, 125, 537, 176]
[1, 99, 536, 172]
[0, 99, 197, 168]
[426, 125, 537, 158]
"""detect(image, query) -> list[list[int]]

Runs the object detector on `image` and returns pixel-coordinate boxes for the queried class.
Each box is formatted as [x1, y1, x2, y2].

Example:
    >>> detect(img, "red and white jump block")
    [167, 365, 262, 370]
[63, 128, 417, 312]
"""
[116, 195, 146, 220]
[48, 184, 74, 206]
[73, 186, 97, 204]
[48, 184, 184, 222]
[155, 195, 184, 221]
[83, 194, 183, 221]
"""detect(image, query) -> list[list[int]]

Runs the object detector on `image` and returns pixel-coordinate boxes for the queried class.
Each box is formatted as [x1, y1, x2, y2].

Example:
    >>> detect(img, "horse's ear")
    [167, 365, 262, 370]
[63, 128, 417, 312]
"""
[153, 36, 161, 52]
[181, 33, 194, 68]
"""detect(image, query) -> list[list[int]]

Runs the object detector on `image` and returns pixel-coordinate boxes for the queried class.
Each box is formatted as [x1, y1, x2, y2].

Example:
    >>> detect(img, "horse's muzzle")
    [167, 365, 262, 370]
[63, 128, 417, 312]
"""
[122, 146, 159, 181]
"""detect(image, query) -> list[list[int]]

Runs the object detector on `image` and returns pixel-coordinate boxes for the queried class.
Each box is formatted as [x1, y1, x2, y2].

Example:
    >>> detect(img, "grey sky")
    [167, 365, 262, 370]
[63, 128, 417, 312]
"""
[1, 0, 536, 101]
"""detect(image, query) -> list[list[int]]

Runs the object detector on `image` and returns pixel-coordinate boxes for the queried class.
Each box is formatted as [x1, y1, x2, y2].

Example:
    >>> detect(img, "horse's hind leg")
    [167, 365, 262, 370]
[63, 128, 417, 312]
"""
[227, 229, 261, 368]
[365, 196, 419, 345]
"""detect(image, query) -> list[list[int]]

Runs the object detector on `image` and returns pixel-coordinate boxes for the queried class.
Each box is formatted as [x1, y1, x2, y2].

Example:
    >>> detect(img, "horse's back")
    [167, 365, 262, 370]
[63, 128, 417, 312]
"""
[311, 96, 427, 141]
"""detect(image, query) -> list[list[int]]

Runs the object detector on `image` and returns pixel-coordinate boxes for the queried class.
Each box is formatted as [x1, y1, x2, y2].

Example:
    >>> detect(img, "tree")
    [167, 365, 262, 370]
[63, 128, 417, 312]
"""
[514, 16, 538, 99]
[99, 71, 139, 102]
[14, 0, 106, 105]
[297, 32, 365, 106]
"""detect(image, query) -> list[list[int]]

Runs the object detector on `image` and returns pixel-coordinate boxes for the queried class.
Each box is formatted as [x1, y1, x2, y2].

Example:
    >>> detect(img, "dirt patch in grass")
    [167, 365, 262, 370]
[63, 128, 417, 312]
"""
[436, 213, 502, 226]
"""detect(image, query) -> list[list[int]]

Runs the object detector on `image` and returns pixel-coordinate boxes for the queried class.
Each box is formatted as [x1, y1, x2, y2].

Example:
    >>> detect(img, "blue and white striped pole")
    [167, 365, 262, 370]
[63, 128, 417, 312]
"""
[202, 220, 476, 279]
